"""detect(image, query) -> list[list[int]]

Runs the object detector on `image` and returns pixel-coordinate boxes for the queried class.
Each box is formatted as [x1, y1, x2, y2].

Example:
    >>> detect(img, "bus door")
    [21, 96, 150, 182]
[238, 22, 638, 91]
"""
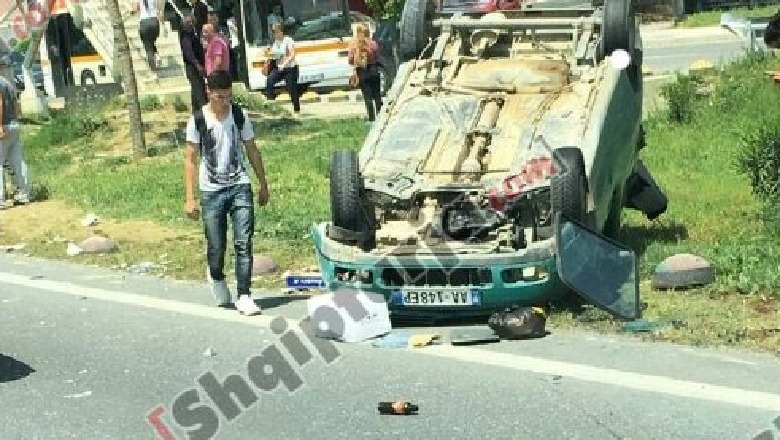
[43, 13, 74, 96]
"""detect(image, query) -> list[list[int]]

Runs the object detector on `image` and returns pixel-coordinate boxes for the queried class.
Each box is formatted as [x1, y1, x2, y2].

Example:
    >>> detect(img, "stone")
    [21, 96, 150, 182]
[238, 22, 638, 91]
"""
[252, 254, 278, 276]
[652, 253, 715, 290]
[77, 236, 118, 254]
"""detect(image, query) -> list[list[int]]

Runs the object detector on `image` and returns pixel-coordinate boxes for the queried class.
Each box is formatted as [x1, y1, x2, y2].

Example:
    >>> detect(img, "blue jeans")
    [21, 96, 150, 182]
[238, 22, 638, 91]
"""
[201, 183, 254, 296]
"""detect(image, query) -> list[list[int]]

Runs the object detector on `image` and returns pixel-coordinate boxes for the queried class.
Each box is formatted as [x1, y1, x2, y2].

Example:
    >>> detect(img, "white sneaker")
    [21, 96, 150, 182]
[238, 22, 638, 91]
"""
[209, 278, 232, 307]
[235, 295, 262, 316]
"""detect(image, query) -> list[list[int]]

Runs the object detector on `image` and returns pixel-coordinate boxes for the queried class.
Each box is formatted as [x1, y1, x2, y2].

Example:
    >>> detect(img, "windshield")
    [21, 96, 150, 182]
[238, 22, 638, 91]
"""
[242, 0, 350, 45]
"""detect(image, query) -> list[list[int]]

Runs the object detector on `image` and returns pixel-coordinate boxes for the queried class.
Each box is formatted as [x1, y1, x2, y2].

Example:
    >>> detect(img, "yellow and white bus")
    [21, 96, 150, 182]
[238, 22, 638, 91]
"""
[237, 0, 387, 93]
[39, 8, 114, 97]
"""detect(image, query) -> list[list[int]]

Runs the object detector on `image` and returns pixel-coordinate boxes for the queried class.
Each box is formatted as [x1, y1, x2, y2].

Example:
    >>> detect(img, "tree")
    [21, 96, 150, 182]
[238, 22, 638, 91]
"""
[106, 0, 146, 159]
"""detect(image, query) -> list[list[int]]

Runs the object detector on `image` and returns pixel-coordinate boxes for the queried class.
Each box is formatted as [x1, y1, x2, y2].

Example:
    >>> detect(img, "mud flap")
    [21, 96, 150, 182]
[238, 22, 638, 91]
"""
[554, 212, 641, 321]
[624, 159, 668, 221]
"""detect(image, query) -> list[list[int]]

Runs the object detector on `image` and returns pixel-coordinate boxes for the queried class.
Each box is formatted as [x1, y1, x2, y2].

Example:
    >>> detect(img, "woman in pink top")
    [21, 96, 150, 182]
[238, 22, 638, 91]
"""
[203, 23, 230, 75]
[348, 24, 382, 121]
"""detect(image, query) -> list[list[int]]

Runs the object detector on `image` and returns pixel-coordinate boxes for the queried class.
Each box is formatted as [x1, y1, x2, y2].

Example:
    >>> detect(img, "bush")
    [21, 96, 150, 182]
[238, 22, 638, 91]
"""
[736, 122, 780, 203]
[659, 72, 706, 124]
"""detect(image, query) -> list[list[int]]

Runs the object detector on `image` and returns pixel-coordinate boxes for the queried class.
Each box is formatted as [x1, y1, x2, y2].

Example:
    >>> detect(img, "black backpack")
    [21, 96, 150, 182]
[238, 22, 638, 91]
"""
[765, 9, 780, 48]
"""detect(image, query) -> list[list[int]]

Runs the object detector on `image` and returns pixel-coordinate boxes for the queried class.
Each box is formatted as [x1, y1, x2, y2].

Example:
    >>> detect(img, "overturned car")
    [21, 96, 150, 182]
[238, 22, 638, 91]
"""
[311, 0, 668, 321]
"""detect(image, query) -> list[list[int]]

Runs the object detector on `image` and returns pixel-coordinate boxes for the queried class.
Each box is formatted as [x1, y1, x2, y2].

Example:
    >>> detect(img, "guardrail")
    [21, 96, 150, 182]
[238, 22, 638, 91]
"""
[720, 12, 772, 52]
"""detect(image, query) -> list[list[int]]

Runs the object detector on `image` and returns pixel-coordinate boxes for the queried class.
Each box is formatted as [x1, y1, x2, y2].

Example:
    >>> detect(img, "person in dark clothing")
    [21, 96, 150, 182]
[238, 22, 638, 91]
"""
[348, 24, 383, 121]
[180, 13, 207, 111]
[191, 0, 209, 35]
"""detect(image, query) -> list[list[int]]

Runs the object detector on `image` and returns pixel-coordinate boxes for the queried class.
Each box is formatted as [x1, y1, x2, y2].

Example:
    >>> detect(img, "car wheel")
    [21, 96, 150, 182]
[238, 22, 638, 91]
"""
[399, 0, 437, 61]
[602, 0, 636, 59]
[550, 148, 588, 226]
[330, 149, 375, 248]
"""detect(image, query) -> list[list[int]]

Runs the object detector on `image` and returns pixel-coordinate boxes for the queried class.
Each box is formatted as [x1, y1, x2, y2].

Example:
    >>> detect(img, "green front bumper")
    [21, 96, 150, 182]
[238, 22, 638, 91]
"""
[310, 223, 568, 319]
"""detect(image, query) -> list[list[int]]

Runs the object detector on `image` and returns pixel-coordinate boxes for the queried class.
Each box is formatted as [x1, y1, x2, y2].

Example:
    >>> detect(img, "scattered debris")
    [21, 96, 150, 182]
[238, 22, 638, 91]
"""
[652, 253, 715, 290]
[128, 262, 157, 274]
[620, 319, 687, 333]
[378, 401, 418, 415]
[67, 243, 83, 256]
[306, 291, 391, 343]
[372, 332, 410, 349]
[408, 334, 441, 348]
[488, 306, 548, 340]
[450, 328, 501, 346]
[64, 391, 92, 399]
[77, 236, 118, 254]
[0, 243, 25, 252]
[203, 347, 216, 357]
[252, 254, 278, 276]
[81, 213, 99, 227]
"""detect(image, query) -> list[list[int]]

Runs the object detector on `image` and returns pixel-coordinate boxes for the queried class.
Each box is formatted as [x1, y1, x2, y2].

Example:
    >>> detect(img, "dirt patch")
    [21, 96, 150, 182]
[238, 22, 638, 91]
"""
[0, 200, 186, 246]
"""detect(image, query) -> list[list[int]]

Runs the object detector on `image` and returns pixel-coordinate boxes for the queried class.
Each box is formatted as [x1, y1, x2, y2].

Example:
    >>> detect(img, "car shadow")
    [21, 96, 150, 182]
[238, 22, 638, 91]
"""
[0, 354, 35, 384]
[254, 293, 312, 310]
[617, 220, 689, 257]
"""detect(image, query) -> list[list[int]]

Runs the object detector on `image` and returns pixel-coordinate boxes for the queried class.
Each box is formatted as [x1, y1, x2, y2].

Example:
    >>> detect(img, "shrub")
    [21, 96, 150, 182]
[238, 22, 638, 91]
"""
[660, 72, 706, 124]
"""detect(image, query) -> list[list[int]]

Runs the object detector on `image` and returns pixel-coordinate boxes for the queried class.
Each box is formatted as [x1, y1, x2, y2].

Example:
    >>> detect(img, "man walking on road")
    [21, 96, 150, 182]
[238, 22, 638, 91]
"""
[0, 58, 30, 209]
[183, 70, 270, 315]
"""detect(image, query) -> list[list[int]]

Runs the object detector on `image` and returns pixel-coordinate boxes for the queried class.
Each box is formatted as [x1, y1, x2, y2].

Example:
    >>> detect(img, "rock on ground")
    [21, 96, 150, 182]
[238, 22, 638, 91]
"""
[652, 253, 715, 290]
[77, 236, 118, 254]
[252, 254, 278, 276]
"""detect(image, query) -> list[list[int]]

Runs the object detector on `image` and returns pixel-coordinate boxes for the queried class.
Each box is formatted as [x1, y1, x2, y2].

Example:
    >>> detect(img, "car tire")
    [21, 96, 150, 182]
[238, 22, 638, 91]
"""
[602, 0, 636, 59]
[399, 0, 436, 61]
[550, 148, 588, 226]
[330, 149, 374, 247]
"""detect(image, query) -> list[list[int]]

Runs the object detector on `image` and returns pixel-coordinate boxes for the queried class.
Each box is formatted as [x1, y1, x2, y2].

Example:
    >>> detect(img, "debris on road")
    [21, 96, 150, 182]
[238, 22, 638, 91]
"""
[128, 262, 157, 274]
[203, 347, 216, 357]
[408, 334, 441, 348]
[1, 243, 25, 252]
[652, 253, 715, 290]
[488, 306, 548, 340]
[306, 291, 391, 343]
[64, 390, 92, 399]
[378, 400, 418, 415]
[66, 243, 82, 256]
[450, 328, 501, 346]
[372, 332, 410, 349]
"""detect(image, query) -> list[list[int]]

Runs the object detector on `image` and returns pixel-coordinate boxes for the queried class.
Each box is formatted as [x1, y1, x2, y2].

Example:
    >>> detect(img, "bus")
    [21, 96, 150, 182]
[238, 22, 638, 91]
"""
[39, 9, 114, 97]
[237, 0, 385, 92]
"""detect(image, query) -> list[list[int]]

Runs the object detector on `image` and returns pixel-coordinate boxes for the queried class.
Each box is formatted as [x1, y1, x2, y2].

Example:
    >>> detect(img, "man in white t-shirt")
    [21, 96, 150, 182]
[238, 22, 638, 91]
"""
[184, 70, 270, 315]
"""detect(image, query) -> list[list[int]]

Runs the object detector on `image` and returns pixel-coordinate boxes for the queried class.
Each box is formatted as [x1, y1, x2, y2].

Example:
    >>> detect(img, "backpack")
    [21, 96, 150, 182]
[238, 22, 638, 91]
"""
[765, 9, 780, 48]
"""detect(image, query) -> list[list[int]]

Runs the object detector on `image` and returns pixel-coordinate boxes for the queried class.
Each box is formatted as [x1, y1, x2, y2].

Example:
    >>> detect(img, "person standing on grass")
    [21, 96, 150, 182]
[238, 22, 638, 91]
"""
[0, 58, 30, 209]
[183, 70, 270, 315]
[203, 23, 230, 76]
[348, 23, 382, 122]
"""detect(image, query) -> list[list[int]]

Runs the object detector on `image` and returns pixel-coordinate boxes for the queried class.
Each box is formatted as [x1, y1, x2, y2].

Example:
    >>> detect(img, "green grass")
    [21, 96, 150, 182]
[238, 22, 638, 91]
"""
[678, 5, 778, 27]
[4, 55, 780, 355]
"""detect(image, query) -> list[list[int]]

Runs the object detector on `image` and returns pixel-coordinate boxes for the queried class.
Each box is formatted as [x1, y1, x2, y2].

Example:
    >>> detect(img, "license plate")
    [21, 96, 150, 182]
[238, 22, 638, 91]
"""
[300, 73, 325, 83]
[392, 288, 482, 306]
[286, 275, 325, 288]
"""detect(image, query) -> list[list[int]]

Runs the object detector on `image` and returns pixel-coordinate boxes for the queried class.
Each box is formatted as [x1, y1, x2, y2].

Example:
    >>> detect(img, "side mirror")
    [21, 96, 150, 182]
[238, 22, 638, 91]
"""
[555, 212, 641, 320]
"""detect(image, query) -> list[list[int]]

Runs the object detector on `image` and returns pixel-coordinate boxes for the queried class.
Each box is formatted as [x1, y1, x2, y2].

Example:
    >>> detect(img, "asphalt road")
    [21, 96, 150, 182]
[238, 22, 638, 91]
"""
[640, 24, 749, 75]
[1, 253, 780, 440]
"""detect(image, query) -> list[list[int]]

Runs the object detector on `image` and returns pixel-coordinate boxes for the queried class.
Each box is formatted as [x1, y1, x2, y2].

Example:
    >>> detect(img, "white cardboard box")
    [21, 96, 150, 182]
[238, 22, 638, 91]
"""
[306, 290, 392, 343]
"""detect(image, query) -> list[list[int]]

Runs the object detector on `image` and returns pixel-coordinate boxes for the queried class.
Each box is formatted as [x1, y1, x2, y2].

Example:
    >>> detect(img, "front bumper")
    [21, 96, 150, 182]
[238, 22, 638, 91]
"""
[310, 223, 568, 319]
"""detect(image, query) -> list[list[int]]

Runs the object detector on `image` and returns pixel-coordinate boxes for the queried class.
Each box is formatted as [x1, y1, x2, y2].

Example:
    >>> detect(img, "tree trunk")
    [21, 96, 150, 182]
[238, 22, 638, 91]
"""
[106, 0, 145, 159]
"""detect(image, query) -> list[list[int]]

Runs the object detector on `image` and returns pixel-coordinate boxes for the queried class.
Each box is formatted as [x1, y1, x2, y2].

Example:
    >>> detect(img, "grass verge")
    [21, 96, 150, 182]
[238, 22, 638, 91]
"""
[1, 58, 779, 356]
[677, 5, 777, 28]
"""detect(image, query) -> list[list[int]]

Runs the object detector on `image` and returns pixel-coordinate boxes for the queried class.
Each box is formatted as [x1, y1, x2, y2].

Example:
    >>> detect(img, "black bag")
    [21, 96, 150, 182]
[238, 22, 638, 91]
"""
[488, 305, 548, 340]
[765, 9, 780, 48]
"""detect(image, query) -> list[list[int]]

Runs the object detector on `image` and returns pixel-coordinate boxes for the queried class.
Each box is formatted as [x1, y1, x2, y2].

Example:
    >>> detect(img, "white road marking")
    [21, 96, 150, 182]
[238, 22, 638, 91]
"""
[2, 271, 780, 412]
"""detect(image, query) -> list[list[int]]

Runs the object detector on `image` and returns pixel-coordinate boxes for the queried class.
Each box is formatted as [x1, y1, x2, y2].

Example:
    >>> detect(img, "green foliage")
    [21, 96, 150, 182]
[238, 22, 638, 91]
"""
[232, 92, 288, 115]
[14, 38, 31, 54]
[364, 0, 406, 20]
[659, 72, 705, 124]
[140, 95, 162, 111]
[172, 95, 189, 112]
[736, 122, 780, 203]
